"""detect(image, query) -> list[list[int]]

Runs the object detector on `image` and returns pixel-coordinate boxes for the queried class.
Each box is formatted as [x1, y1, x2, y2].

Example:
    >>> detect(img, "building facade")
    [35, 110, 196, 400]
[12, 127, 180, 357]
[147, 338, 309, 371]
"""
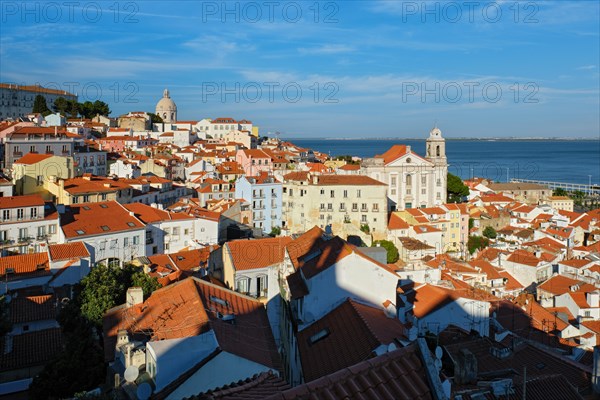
[362, 127, 448, 211]
[0, 83, 77, 120]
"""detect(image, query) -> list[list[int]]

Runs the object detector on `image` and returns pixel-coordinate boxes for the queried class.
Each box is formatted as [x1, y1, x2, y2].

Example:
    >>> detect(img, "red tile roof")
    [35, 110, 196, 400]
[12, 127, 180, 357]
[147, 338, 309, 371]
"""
[188, 371, 290, 399]
[13, 153, 54, 165]
[124, 202, 194, 223]
[0, 194, 45, 209]
[60, 201, 145, 238]
[48, 242, 90, 261]
[9, 295, 57, 324]
[388, 213, 410, 230]
[537, 275, 597, 297]
[297, 298, 406, 382]
[507, 249, 542, 266]
[0, 252, 50, 277]
[0, 328, 63, 372]
[315, 175, 386, 186]
[338, 163, 360, 171]
[226, 237, 292, 271]
[265, 342, 433, 400]
[375, 144, 408, 165]
[103, 277, 281, 370]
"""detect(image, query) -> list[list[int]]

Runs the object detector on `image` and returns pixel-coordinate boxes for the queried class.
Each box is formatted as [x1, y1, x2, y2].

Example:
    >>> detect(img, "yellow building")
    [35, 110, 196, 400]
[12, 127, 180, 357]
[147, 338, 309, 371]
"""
[545, 196, 574, 212]
[44, 174, 132, 205]
[12, 153, 74, 198]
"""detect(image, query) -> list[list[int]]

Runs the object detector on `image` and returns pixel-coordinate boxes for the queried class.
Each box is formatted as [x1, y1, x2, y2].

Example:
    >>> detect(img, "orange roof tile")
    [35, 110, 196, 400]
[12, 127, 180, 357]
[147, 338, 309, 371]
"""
[14, 153, 54, 165]
[0, 194, 45, 209]
[60, 201, 145, 238]
[537, 275, 596, 297]
[48, 242, 90, 261]
[226, 237, 292, 271]
[0, 252, 49, 277]
[315, 175, 385, 186]
[388, 213, 410, 230]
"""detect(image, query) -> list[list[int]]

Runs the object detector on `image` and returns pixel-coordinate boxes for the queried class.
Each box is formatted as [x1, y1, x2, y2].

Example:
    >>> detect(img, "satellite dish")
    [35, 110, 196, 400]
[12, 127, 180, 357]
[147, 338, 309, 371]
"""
[435, 346, 443, 359]
[136, 383, 152, 400]
[387, 343, 397, 352]
[124, 365, 139, 383]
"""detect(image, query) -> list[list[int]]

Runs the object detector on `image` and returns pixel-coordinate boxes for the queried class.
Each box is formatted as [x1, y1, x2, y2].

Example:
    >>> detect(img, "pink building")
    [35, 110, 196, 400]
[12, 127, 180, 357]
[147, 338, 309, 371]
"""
[235, 149, 272, 176]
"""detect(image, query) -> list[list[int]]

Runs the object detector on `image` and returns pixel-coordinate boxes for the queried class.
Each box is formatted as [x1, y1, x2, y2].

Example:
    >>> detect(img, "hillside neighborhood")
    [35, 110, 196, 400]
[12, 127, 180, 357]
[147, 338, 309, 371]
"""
[0, 87, 599, 399]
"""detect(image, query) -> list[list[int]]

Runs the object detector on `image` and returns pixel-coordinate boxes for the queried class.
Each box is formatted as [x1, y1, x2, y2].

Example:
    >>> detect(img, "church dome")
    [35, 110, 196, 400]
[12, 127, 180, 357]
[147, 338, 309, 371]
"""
[156, 88, 177, 122]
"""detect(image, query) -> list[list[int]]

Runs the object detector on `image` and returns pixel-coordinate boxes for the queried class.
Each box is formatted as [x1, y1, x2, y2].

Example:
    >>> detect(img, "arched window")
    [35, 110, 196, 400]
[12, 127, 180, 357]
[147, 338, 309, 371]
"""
[436, 145, 440, 157]
[406, 174, 412, 186]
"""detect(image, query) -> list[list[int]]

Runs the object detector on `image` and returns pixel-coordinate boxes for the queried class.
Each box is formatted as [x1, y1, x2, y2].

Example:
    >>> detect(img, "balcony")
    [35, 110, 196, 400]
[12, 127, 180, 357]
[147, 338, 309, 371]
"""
[17, 236, 34, 244]
[13, 152, 23, 158]
[254, 205, 265, 210]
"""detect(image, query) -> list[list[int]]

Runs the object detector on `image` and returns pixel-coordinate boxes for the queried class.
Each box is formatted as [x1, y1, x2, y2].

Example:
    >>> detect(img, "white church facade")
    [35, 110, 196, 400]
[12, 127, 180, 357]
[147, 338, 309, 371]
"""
[361, 127, 448, 211]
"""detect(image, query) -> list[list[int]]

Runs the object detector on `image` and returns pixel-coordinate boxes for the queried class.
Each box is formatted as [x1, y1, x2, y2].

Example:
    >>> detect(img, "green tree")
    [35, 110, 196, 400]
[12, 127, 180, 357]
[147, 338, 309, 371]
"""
[483, 226, 497, 239]
[270, 226, 281, 236]
[91, 100, 110, 117]
[148, 112, 163, 123]
[447, 173, 469, 203]
[468, 218, 475, 230]
[32, 94, 50, 114]
[52, 97, 70, 114]
[372, 240, 399, 263]
[553, 188, 568, 196]
[130, 269, 161, 298]
[468, 235, 489, 255]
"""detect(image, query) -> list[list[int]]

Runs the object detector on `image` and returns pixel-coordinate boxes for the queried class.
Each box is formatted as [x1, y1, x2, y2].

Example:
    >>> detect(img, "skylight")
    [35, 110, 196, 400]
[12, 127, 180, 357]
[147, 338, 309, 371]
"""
[309, 328, 330, 345]
[76, 230, 85, 235]
[210, 295, 229, 307]
[101, 226, 110, 231]
[127, 222, 136, 227]
[100, 204, 108, 208]
[83, 206, 90, 210]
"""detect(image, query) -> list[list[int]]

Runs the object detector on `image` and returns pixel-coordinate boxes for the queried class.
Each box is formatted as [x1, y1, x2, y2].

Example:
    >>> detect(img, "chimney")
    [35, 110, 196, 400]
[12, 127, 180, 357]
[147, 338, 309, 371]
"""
[454, 348, 477, 385]
[312, 175, 318, 185]
[126, 287, 144, 308]
[587, 291, 600, 308]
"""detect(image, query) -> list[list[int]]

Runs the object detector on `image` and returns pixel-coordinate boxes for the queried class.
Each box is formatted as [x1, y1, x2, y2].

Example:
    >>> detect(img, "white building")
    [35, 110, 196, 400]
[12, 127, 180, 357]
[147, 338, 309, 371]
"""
[362, 127, 448, 211]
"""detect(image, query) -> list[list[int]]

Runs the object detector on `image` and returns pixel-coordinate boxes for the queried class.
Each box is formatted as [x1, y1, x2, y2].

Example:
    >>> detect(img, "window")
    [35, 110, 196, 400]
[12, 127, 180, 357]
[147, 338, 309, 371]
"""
[391, 177, 397, 186]
[124, 237, 129, 246]
[320, 203, 325, 211]
[257, 275, 267, 297]
[391, 189, 396, 195]
[330, 190, 335, 198]
[320, 189, 325, 195]
[236, 277, 250, 294]
[184, 229, 189, 235]
[30, 145, 36, 153]
[340, 203, 346, 211]
[373, 203, 379, 212]
[133, 236, 139, 245]
[83, 195, 90, 202]
[422, 188, 426, 195]
[343, 190, 348, 198]
[585, 310, 591, 317]
[361, 203, 368, 211]
[327, 203, 332, 211]
[437, 192, 441, 199]
[17, 209, 24, 219]
[37, 226, 46, 238]
[2, 210, 9, 220]
[72, 196, 79, 204]
[49, 224, 56, 234]
[405, 202, 412, 209]
[18, 228, 28, 240]
[173, 227, 180, 236]
[361, 215, 367, 222]
[352, 203, 358, 211]
[37, 175, 43, 185]
[406, 174, 412, 186]
[357, 190, 361, 198]
[421, 176, 426, 185]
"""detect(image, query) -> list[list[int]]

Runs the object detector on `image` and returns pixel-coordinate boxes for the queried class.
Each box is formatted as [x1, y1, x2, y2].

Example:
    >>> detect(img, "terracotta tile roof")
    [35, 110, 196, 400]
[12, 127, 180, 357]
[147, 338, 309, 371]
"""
[375, 144, 408, 164]
[480, 193, 515, 203]
[297, 298, 406, 382]
[0, 194, 45, 209]
[499, 270, 524, 291]
[408, 284, 464, 318]
[9, 295, 57, 324]
[397, 236, 434, 251]
[60, 201, 145, 238]
[338, 163, 360, 170]
[475, 247, 502, 262]
[444, 336, 591, 392]
[283, 171, 310, 181]
[537, 275, 596, 297]
[0, 328, 63, 372]
[388, 213, 410, 230]
[559, 259, 591, 269]
[265, 342, 432, 400]
[315, 175, 386, 186]
[188, 371, 290, 399]
[103, 277, 281, 370]
[0, 252, 50, 278]
[470, 260, 503, 280]
[240, 149, 270, 158]
[124, 202, 194, 223]
[170, 247, 216, 271]
[60, 175, 131, 194]
[13, 153, 54, 165]
[0, 83, 75, 96]
[568, 292, 592, 309]
[48, 242, 90, 261]
[226, 237, 292, 271]
[507, 249, 542, 266]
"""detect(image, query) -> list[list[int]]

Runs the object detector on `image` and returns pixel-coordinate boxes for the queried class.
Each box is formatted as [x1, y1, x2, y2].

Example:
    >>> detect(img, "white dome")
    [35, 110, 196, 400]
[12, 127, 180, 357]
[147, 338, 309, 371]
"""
[156, 88, 177, 122]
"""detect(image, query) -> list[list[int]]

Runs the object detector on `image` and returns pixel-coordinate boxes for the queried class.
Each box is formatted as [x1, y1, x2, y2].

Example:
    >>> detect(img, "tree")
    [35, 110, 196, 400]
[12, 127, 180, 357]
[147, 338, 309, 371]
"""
[91, 100, 110, 117]
[447, 173, 469, 203]
[148, 112, 163, 123]
[79, 264, 161, 327]
[32, 94, 50, 114]
[483, 226, 497, 239]
[270, 226, 281, 236]
[372, 240, 399, 263]
[468, 235, 489, 255]
[130, 269, 161, 298]
[553, 188, 568, 196]
[52, 96, 70, 115]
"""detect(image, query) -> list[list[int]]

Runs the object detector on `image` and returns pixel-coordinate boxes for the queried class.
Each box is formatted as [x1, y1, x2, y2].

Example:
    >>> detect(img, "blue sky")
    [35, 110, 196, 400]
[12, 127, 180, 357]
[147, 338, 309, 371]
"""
[1, 1, 599, 138]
